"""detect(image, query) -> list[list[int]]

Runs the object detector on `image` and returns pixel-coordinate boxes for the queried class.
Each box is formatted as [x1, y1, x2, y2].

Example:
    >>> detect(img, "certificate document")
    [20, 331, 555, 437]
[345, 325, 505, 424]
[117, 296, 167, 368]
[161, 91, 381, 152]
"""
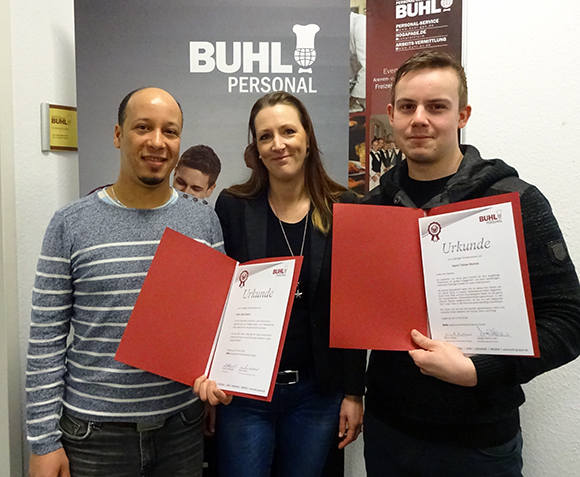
[116, 228, 301, 401]
[330, 193, 538, 356]
[207, 260, 297, 397]
[419, 200, 536, 355]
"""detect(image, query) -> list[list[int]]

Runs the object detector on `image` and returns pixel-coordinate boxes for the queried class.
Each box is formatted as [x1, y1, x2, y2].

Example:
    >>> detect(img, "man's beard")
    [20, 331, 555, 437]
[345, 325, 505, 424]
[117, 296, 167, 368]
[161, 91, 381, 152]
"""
[139, 176, 164, 186]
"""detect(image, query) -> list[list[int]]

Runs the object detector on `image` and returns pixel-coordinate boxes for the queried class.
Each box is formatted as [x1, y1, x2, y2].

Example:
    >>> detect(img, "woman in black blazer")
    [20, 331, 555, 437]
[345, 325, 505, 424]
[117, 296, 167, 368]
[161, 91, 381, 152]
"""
[197, 91, 365, 477]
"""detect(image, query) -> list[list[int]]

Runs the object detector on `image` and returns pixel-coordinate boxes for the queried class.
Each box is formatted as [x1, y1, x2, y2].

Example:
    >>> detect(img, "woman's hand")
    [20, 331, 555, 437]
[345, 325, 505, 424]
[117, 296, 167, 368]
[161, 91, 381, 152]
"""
[194, 375, 233, 406]
[338, 394, 364, 449]
[204, 402, 217, 436]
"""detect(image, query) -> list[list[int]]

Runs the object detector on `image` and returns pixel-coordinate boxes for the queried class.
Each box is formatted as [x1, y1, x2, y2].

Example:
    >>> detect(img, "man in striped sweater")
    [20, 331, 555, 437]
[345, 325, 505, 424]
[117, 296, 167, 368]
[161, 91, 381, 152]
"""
[26, 87, 224, 477]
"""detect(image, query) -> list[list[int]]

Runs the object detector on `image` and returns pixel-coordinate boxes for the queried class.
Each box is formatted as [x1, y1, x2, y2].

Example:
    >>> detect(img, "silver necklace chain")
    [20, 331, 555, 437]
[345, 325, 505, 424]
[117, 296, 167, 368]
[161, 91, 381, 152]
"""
[270, 199, 308, 299]
[279, 214, 308, 257]
[109, 186, 128, 208]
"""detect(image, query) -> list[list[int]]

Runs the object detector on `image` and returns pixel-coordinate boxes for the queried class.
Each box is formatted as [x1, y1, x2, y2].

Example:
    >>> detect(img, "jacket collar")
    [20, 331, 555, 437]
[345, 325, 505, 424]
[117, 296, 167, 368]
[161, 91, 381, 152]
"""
[373, 145, 518, 208]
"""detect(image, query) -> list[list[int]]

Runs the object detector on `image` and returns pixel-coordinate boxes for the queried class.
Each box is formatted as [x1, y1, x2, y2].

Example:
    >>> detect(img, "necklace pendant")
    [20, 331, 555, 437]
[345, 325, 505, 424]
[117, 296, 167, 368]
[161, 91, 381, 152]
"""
[294, 282, 303, 299]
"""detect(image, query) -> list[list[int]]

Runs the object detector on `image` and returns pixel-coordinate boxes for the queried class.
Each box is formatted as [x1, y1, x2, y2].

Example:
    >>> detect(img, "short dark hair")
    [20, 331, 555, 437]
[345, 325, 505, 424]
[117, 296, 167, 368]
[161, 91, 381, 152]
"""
[391, 51, 468, 109]
[117, 87, 184, 126]
[177, 145, 222, 187]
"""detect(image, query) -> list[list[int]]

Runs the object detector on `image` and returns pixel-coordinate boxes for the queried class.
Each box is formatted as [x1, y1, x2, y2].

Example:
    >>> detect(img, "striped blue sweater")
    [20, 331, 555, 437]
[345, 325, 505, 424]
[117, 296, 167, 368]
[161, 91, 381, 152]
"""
[26, 191, 224, 455]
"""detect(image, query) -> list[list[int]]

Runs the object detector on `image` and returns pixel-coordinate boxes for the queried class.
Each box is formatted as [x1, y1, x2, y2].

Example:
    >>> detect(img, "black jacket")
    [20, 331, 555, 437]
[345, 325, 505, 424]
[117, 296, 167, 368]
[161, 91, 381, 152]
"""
[364, 145, 580, 447]
[215, 190, 366, 396]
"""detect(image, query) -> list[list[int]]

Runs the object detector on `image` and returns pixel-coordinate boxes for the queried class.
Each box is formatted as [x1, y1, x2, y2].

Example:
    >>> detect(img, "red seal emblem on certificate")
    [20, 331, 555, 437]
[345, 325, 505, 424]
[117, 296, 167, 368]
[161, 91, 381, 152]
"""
[427, 221, 441, 242]
[238, 270, 249, 287]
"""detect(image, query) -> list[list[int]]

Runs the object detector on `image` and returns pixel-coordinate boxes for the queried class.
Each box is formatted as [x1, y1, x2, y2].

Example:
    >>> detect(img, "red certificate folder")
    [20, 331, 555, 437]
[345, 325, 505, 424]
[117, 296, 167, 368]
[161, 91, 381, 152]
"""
[115, 228, 302, 401]
[330, 193, 538, 355]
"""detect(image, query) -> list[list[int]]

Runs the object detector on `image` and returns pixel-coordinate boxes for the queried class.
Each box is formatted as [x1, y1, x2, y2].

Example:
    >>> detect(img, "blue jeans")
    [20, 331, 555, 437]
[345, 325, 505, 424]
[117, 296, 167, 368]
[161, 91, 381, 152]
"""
[59, 400, 204, 477]
[364, 412, 523, 477]
[216, 376, 343, 477]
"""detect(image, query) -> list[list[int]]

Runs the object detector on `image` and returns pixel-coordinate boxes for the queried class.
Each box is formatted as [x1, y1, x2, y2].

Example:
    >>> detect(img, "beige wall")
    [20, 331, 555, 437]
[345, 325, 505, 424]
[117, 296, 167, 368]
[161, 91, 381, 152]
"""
[2, 0, 78, 474]
[351, 0, 366, 15]
[1, 0, 24, 474]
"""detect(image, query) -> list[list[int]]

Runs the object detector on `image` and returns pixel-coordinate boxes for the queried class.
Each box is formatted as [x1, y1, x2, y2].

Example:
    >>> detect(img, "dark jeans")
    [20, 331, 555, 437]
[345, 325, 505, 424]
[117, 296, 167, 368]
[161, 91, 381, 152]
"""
[364, 412, 523, 477]
[216, 376, 343, 477]
[60, 400, 204, 477]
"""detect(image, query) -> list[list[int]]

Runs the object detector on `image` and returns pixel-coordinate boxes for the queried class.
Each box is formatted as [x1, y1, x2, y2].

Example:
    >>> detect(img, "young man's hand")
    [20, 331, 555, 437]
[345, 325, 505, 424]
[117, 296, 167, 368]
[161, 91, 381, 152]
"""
[409, 330, 477, 387]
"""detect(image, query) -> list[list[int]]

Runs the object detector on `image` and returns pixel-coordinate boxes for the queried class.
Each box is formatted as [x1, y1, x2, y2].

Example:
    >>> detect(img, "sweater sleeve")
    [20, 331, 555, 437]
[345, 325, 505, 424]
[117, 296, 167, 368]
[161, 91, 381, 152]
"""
[26, 212, 74, 455]
[472, 186, 580, 387]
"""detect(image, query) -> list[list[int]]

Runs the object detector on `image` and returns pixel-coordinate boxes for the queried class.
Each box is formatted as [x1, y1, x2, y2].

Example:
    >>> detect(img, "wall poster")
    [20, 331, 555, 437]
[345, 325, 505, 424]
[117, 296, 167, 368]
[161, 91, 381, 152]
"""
[75, 0, 350, 198]
[348, 0, 463, 196]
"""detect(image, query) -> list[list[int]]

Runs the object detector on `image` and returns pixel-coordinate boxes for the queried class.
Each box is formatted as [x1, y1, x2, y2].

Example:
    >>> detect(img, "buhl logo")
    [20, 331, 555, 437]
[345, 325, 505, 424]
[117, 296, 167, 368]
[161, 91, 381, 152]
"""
[479, 209, 503, 224]
[272, 267, 287, 277]
[396, 0, 454, 19]
[189, 24, 320, 94]
[51, 116, 69, 125]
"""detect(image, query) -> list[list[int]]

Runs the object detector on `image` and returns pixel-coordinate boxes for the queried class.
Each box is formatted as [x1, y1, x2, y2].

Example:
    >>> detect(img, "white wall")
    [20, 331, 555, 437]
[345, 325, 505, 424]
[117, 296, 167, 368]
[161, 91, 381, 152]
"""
[3, 1, 580, 476]
[2, 0, 78, 475]
[1, 0, 23, 474]
[464, 2, 580, 475]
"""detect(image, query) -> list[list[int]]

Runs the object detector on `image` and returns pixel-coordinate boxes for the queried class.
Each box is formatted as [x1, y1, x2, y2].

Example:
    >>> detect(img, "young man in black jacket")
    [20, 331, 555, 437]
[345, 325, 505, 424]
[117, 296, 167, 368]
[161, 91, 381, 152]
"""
[363, 51, 580, 477]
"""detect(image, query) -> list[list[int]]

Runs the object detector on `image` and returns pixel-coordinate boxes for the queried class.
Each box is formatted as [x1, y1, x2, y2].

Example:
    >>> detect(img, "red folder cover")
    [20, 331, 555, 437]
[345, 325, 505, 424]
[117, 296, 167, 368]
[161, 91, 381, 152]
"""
[115, 228, 302, 401]
[330, 193, 538, 355]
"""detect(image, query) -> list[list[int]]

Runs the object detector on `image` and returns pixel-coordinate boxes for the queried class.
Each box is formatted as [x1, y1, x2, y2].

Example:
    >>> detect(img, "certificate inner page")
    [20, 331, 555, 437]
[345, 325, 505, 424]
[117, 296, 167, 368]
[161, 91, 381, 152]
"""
[419, 202, 534, 356]
[208, 260, 296, 396]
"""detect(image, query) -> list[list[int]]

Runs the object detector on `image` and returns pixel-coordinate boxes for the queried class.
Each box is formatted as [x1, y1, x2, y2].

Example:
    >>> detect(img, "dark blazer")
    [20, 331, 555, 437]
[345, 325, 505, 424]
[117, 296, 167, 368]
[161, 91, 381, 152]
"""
[215, 190, 366, 396]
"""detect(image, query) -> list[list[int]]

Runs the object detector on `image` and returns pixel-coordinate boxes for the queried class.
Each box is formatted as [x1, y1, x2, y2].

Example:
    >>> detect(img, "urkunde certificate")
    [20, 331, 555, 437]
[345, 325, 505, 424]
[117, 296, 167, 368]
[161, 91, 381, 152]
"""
[419, 199, 537, 356]
[208, 260, 297, 397]
[116, 228, 301, 401]
[330, 193, 538, 356]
